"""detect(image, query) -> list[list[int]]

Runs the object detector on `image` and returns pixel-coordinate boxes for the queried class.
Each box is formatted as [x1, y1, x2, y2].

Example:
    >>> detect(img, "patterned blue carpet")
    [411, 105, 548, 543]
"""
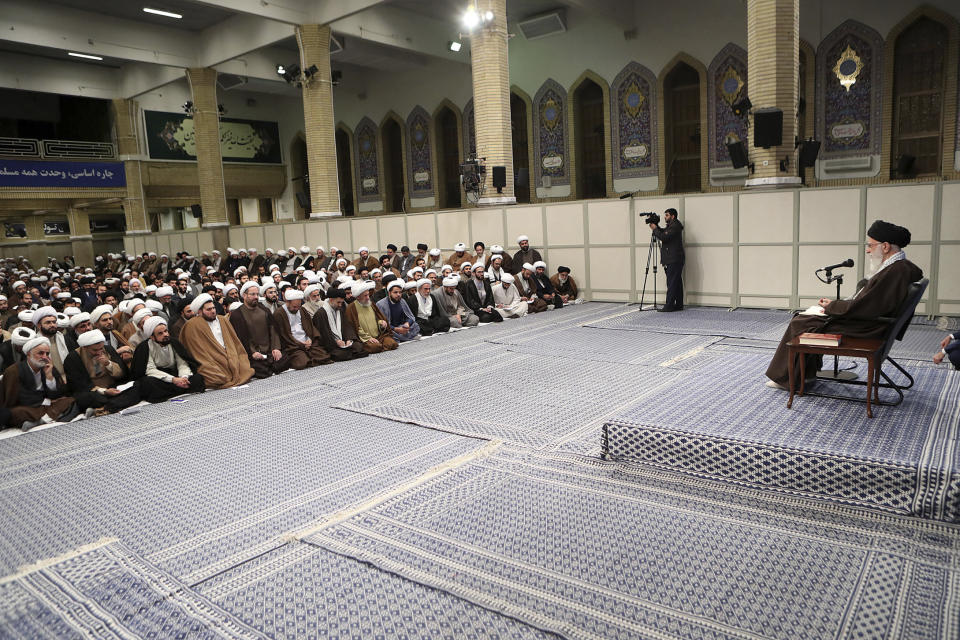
[2, 302, 959, 638]
[305, 447, 960, 640]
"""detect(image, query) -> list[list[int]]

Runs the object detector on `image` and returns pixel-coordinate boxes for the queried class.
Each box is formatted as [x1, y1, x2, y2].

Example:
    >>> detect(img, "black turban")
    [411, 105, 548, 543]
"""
[417, 243, 428, 251]
[557, 265, 571, 274]
[326, 287, 345, 299]
[867, 220, 911, 248]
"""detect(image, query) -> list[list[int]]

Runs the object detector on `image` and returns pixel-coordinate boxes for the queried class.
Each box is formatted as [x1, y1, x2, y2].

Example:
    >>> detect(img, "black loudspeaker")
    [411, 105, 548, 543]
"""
[753, 108, 783, 148]
[798, 139, 821, 168]
[190, 204, 202, 219]
[516, 167, 529, 187]
[492, 166, 507, 193]
[295, 192, 309, 209]
[896, 154, 916, 176]
[726, 140, 748, 169]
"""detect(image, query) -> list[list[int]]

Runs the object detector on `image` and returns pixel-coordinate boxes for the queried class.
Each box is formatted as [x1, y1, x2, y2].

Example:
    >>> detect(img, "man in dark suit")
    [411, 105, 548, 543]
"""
[649, 207, 684, 312]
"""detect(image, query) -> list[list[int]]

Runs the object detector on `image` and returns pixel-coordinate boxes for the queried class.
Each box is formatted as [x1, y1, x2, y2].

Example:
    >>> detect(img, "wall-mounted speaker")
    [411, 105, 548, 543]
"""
[492, 166, 506, 192]
[753, 108, 783, 148]
[726, 141, 748, 169]
[190, 204, 202, 219]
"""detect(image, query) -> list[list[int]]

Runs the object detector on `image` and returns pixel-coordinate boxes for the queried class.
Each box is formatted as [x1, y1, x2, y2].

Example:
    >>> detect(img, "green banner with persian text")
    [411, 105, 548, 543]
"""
[143, 110, 282, 164]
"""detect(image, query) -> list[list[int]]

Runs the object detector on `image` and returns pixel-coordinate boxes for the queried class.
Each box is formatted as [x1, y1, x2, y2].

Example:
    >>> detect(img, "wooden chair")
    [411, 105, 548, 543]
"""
[786, 278, 928, 417]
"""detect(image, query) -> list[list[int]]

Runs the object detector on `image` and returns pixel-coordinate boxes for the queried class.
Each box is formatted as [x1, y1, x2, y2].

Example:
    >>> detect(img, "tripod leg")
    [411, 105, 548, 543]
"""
[638, 236, 658, 310]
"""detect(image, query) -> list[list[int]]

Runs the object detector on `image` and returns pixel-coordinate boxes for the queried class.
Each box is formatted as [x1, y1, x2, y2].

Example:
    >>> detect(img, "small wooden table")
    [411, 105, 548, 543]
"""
[786, 336, 885, 418]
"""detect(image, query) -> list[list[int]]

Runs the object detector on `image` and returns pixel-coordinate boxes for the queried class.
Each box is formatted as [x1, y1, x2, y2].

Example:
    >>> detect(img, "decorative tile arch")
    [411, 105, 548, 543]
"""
[657, 52, 709, 195]
[462, 99, 476, 159]
[406, 105, 435, 208]
[815, 20, 883, 162]
[353, 117, 381, 209]
[335, 121, 356, 216]
[533, 78, 570, 197]
[431, 99, 464, 209]
[707, 43, 748, 168]
[609, 61, 658, 186]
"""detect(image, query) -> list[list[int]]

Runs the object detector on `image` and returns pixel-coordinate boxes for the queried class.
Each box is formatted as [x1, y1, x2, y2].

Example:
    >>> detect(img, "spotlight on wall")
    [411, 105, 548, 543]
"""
[731, 96, 752, 118]
[462, 7, 480, 29]
[303, 64, 319, 80]
[449, 40, 462, 52]
[276, 64, 286, 76]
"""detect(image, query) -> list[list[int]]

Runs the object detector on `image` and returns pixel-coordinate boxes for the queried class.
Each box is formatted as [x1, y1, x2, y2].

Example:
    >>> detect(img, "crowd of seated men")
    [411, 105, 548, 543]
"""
[0, 235, 583, 430]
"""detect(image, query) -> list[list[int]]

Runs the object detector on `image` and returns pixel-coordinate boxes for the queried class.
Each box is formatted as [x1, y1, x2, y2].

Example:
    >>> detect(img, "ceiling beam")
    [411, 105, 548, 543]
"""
[177, 0, 311, 25]
[0, 51, 119, 99]
[119, 63, 186, 99]
[2, 0, 197, 67]
[197, 13, 294, 68]
[329, 5, 467, 65]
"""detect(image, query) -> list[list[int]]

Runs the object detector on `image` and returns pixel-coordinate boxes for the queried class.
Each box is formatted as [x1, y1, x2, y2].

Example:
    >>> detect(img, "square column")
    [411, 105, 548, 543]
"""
[67, 206, 95, 267]
[470, 0, 516, 205]
[297, 24, 342, 218]
[185, 68, 230, 252]
[745, 0, 800, 188]
[111, 99, 150, 236]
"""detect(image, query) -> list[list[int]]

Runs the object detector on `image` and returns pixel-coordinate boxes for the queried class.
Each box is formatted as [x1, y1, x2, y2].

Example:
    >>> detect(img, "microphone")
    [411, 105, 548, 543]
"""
[619, 191, 634, 199]
[822, 258, 854, 271]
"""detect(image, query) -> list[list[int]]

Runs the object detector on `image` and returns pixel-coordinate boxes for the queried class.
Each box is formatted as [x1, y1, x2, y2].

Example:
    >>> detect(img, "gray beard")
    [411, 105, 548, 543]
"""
[358, 299, 372, 308]
[867, 253, 883, 275]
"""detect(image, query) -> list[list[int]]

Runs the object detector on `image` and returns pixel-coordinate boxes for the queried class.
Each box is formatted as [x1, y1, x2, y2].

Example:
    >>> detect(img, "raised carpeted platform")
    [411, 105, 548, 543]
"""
[305, 446, 960, 640]
[602, 349, 960, 520]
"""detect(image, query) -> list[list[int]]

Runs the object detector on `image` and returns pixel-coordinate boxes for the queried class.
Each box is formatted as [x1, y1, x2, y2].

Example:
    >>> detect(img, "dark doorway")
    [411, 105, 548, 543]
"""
[335, 128, 355, 215]
[573, 78, 606, 199]
[664, 62, 702, 194]
[436, 107, 462, 209]
[510, 93, 531, 203]
[381, 119, 405, 213]
[290, 136, 309, 219]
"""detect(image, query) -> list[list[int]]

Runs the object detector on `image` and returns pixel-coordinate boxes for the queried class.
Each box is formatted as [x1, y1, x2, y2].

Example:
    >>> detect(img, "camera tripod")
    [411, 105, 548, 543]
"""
[638, 233, 661, 311]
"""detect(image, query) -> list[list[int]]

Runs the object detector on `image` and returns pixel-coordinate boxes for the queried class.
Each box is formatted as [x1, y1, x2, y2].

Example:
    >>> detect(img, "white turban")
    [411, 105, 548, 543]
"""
[344, 265, 357, 273]
[316, 245, 325, 252]
[284, 288, 304, 301]
[386, 279, 404, 292]
[17, 309, 33, 324]
[358, 246, 369, 253]
[228, 301, 243, 312]
[222, 284, 238, 295]
[144, 299, 163, 312]
[190, 293, 213, 314]
[31, 306, 57, 326]
[517, 235, 529, 242]
[260, 277, 277, 291]
[416, 278, 431, 288]
[56, 313, 70, 329]
[12, 280, 25, 289]
[430, 248, 441, 256]
[142, 315, 167, 339]
[240, 280, 259, 296]
[491, 244, 504, 253]
[407, 267, 423, 278]
[533, 260, 547, 269]
[350, 280, 374, 297]
[300, 245, 310, 253]
[22, 336, 50, 357]
[460, 262, 472, 271]
[11, 327, 35, 347]
[403, 280, 418, 291]
[69, 312, 91, 328]
[63, 307, 80, 318]
[77, 329, 105, 348]
[131, 308, 153, 327]
[501, 272, 516, 284]
[303, 284, 322, 298]
[522, 262, 535, 272]
[90, 305, 114, 324]
[442, 276, 459, 287]
[145, 285, 157, 294]
[454, 243, 466, 252]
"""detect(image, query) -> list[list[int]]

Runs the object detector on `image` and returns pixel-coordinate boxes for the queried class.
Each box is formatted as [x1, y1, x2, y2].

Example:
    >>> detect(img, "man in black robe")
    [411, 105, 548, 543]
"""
[64, 329, 140, 415]
[461, 263, 503, 323]
[313, 288, 369, 361]
[229, 281, 290, 378]
[132, 316, 205, 402]
[765, 220, 924, 387]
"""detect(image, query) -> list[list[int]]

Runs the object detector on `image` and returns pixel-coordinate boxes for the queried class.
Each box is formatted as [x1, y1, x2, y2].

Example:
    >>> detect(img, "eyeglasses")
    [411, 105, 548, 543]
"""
[865, 241, 882, 249]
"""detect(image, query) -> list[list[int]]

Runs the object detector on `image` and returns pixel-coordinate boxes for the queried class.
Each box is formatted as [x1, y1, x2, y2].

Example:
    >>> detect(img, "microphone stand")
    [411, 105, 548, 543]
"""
[816, 267, 858, 381]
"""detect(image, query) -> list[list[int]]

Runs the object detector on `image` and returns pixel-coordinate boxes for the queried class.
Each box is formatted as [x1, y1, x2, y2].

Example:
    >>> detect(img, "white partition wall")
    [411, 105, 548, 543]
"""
[123, 180, 960, 315]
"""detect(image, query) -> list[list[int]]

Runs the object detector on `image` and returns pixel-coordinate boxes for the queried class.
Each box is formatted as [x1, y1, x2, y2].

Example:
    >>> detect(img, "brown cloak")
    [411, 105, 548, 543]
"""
[178, 315, 254, 389]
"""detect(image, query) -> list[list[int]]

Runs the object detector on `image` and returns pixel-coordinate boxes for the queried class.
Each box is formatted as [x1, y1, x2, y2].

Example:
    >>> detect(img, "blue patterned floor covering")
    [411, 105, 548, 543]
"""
[304, 446, 960, 640]
[0, 390, 485, 584]
[0, 539, 267, 639]
[195, 543, 555, 639]
[602, 349, 960, 520]
[585, 305, 794, 340]
[335, 351, 688, 449]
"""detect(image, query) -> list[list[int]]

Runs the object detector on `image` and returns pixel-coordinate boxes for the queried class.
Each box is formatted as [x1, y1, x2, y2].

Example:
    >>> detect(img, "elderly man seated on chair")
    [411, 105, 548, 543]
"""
[764, 220, 923, 389]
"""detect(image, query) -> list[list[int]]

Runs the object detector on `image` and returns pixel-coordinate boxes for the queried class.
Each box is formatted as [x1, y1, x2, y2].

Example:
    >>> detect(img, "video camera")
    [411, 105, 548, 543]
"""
[640, 211, 660, 225]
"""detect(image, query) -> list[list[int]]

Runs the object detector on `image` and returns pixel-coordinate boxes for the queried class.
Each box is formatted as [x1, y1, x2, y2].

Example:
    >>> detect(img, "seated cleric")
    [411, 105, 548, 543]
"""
[764, 219, 923, 388]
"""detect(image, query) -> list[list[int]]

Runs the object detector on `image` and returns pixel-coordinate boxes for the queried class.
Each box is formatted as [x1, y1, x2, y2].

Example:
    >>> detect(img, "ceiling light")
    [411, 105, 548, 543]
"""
[143, 7, 183, 19]
[484, 10, 494, 22]
[462, 7, 480, 29]
[68, 52, 103, 60]
[448, 40, 462, 52]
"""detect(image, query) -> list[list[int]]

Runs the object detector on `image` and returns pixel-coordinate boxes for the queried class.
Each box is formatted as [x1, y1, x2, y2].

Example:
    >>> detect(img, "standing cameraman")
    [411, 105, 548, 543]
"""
[648, 208, 684, 312]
